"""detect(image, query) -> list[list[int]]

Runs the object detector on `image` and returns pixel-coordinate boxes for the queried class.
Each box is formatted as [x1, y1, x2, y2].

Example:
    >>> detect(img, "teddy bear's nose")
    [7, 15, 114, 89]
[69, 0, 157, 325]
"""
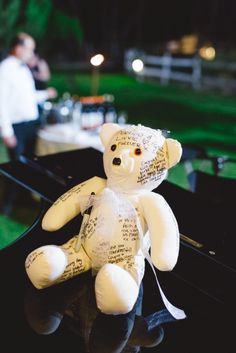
[113, 157, 121, 166]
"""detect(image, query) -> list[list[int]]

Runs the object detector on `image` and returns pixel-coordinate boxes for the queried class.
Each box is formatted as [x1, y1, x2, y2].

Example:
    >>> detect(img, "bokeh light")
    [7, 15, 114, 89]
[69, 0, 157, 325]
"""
[90, 54, 105, 66]
[132, 59, 144, 72]
[199, 46, 216, 60]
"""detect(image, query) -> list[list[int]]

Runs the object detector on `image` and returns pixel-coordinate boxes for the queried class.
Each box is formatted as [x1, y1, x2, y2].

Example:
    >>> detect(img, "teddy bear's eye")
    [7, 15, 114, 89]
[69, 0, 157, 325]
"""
[111, 144, 117, 151]
[134, 148, 142, 156]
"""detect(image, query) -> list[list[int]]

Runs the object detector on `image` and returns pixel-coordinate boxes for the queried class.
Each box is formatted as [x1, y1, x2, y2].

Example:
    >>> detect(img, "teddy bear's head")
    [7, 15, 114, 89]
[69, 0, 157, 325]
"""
[100, 123, 182, 192]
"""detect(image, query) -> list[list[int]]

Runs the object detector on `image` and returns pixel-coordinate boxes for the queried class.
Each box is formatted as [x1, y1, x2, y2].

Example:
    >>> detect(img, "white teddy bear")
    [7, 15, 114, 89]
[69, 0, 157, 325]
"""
[25, 123, 184, 317]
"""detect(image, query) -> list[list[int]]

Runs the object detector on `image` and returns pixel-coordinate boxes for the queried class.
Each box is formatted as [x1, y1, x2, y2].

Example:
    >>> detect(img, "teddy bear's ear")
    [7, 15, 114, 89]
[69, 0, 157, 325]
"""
[165, 138, 182, 168]
[100, 123, 122, 147]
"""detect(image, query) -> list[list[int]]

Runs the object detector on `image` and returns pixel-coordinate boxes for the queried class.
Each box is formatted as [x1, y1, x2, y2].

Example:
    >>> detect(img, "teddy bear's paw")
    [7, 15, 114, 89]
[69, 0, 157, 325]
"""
[95, 263, 139, 315]
[25, 245, 68, 289]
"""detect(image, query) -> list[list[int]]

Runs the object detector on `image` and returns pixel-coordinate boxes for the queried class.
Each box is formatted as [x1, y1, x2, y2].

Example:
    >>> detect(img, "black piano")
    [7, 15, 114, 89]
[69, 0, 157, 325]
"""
[0, 148, 235, 352]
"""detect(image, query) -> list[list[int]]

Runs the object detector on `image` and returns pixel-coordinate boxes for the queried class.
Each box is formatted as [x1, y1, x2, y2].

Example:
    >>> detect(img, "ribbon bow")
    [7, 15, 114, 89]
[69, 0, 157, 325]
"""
[77, 187, 186, 320]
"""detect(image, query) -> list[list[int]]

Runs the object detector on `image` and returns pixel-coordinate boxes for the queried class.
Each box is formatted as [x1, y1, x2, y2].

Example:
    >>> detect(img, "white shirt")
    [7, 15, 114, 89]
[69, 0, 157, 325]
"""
[0, 56, 48, 138]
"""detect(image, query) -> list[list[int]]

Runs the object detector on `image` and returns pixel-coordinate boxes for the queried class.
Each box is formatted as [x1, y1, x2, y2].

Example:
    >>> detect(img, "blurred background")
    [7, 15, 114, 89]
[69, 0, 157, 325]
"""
[0, 0, 236, 247]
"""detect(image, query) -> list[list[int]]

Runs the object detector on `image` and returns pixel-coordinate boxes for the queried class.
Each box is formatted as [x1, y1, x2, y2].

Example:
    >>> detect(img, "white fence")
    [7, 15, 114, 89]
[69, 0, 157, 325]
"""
[125, 49, 202, 89]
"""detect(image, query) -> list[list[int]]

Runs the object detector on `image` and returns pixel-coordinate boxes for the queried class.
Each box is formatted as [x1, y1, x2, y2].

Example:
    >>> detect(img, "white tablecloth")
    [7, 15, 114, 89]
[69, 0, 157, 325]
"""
[36, 123, 103, 156]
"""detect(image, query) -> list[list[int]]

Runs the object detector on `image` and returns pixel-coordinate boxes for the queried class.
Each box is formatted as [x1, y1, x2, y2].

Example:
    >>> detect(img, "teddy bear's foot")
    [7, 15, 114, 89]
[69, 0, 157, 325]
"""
[95, 263, 139, 315]
[25, 245, 68, 289]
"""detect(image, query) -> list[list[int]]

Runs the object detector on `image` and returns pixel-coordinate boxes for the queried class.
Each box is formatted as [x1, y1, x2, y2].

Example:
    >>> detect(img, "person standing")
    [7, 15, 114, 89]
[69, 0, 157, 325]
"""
[0, 32, 57, 215]
[27, 52, 52, 123]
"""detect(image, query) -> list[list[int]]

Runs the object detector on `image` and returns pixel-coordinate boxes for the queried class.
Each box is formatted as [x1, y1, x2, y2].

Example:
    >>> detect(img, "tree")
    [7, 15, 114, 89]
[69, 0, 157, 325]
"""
[51, 9, 83, 44]
[20, 0, 53, 41]
[46, 9, 83, 60]
[0, 0, 83, 61]
[0, 0, 53, 55]
[0, 0, 21, 51]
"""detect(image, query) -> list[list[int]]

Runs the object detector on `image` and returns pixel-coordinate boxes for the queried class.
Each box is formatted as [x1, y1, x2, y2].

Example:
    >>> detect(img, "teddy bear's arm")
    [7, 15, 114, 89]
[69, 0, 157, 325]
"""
[140, 192, 180, 271]
[42, 176, 107, 231]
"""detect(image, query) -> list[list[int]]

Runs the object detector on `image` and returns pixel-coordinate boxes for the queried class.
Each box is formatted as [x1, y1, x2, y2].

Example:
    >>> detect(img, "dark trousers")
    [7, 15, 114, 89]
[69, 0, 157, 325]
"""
[8, 119, 40, 160]
[1, 119, 40, 215]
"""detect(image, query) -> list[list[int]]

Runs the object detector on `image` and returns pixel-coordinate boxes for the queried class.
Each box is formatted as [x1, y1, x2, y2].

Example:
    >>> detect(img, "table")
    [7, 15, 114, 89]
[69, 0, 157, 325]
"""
[0, 148, 235, 352]
[37, 123, 103, 156]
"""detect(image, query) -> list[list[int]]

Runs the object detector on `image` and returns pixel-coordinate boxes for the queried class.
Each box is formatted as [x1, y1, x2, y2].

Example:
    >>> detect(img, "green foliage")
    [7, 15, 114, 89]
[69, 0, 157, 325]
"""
[0, 0, 21, 48]
[0, 0, 83, 55]
[0, 0, 53, 51]
[51, 9, 83, 44]
[21, 0, 53, 40]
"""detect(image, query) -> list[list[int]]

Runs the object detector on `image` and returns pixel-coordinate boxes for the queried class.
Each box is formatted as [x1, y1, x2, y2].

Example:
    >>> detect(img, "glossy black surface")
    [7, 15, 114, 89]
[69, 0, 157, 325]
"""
[0, 148, 235, 352]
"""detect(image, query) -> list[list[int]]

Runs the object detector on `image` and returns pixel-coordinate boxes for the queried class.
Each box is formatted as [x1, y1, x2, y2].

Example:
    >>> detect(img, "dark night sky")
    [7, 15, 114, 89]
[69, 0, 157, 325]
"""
[53, 0, 236, 50]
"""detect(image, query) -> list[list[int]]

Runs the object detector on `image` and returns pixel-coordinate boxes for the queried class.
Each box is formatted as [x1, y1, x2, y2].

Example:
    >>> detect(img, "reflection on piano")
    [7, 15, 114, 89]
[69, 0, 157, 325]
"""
[24, 276, 174, 352]
[0, 147, 235, 352]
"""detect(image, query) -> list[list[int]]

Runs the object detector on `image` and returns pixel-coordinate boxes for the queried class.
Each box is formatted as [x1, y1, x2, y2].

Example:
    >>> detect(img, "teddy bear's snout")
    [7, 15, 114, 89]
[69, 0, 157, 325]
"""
[112, 157, 121, 166]
[110, 149, 135, 174]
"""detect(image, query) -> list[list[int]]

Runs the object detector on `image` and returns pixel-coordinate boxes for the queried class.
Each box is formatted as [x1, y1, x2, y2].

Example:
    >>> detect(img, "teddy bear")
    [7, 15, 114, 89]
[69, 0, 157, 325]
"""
[25, 123, 185, 318]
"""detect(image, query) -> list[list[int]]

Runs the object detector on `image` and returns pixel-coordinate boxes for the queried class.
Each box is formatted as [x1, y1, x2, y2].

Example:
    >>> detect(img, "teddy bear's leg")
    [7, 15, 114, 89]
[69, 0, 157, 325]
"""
[25, 241, 91, 289]
[95, 263, 141, 315]
[89, 285, 143, 352]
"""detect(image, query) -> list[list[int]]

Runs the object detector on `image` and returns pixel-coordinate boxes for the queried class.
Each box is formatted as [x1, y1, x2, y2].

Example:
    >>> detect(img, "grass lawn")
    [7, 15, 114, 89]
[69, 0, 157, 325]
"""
[50, 72, 236, 159]
[0, 214, 29, 249]
[0, 71, 236, 249]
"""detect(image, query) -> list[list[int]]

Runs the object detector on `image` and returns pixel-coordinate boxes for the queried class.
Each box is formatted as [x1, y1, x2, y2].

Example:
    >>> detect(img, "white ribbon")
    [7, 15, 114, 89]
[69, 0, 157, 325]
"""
[143, 250, 186, 320]
[78, 187, 186, 320]
[79, 188, 138, 272]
